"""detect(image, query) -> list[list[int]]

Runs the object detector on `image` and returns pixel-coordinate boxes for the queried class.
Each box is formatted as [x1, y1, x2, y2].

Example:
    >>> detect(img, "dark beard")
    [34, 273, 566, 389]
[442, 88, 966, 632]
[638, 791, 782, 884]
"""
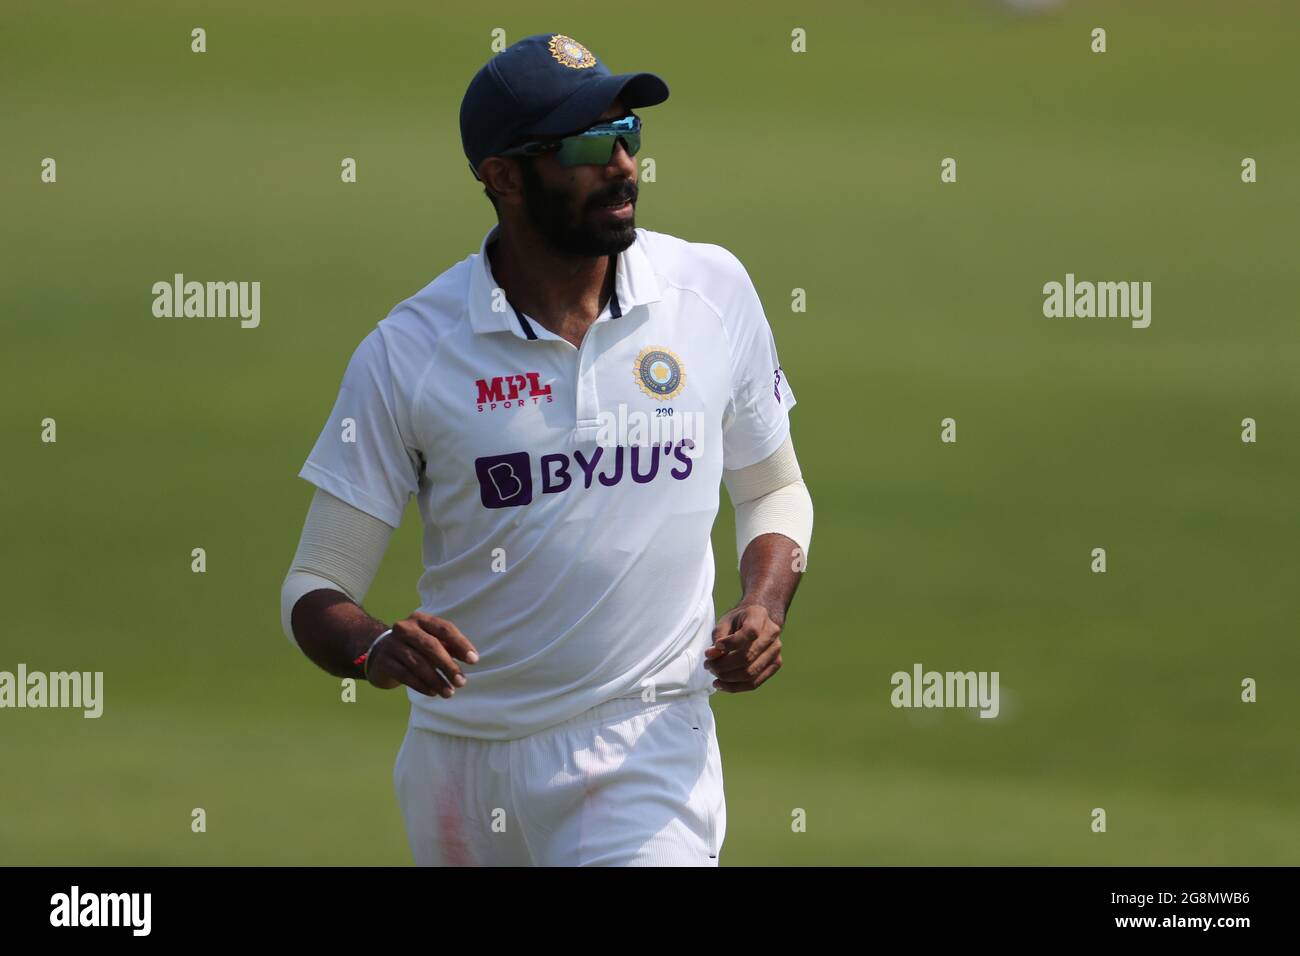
[518, 158, 637, 257]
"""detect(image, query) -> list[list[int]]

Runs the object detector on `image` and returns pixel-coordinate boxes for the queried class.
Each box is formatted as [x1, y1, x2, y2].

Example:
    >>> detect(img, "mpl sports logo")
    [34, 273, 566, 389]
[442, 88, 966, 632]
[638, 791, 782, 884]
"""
[476, 372, 553, 412]
[475, 440, 697, 509]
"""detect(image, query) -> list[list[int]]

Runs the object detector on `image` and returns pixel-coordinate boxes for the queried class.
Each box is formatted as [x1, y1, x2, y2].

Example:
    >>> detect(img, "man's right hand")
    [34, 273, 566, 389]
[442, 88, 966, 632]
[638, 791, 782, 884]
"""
[366, 612, 479, 698]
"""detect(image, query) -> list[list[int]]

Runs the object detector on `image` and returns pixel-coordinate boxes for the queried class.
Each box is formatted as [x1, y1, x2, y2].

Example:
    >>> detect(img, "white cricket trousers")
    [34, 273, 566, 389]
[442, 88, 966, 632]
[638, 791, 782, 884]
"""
[393, 690, 725, 866]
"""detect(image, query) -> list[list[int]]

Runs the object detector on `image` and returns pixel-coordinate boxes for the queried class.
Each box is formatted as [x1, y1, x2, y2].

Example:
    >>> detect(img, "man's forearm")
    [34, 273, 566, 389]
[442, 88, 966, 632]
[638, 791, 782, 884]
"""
[737, 532, 803, 626]
[290, 588, 389, 679]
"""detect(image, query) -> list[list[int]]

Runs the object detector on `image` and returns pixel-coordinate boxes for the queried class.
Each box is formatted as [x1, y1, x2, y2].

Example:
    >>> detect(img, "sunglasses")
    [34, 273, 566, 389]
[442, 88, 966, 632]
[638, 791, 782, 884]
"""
[499, 114, 642, 167]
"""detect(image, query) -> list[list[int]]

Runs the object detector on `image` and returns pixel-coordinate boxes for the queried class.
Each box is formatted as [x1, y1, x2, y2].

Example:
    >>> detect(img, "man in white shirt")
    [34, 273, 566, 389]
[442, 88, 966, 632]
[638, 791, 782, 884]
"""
[281, 32, 813, 866]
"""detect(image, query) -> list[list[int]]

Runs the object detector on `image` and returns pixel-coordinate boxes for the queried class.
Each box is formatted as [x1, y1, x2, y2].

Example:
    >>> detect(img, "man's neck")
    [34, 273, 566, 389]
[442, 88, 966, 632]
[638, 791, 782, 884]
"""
[487, 226, 617, 348]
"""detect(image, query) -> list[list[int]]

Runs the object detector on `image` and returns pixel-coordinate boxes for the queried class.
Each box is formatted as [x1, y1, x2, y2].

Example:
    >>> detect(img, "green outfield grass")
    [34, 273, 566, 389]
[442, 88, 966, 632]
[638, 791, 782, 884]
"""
[2, 0, 1297, 864]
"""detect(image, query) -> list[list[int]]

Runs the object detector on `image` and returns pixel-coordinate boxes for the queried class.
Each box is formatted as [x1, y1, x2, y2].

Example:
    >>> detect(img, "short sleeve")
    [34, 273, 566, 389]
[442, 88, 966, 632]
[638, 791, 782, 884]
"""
[298, 328, 422, 528]
[720, 254, 797, 471]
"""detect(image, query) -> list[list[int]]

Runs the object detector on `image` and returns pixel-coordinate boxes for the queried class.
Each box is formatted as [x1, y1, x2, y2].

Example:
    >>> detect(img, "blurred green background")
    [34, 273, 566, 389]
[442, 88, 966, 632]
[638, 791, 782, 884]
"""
[3, 0, 1297, 865]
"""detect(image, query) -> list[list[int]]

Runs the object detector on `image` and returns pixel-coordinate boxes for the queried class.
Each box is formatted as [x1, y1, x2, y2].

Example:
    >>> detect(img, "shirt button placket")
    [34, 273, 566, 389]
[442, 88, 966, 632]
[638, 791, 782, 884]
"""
[573, 324, 602, 442]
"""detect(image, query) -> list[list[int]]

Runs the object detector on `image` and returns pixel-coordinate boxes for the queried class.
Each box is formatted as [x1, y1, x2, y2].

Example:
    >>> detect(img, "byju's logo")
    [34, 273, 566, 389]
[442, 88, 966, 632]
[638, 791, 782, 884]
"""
[475, 452, 533, 508]
[475, 441, 697, 510]
[475, 373, 553, 412]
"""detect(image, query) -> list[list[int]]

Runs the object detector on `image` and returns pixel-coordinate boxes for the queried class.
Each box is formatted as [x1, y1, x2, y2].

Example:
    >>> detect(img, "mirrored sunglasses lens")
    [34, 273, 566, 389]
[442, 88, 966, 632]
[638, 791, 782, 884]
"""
[557, 132, 640, 165]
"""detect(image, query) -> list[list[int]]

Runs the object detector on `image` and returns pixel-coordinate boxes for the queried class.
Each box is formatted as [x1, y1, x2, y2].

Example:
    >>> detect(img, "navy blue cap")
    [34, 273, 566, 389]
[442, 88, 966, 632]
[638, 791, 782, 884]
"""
[460, 33, 669, 180]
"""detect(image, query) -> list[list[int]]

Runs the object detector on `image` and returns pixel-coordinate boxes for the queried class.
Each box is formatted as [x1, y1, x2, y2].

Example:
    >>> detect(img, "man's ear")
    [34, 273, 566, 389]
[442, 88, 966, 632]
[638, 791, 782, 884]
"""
[478, 156, 523, 206]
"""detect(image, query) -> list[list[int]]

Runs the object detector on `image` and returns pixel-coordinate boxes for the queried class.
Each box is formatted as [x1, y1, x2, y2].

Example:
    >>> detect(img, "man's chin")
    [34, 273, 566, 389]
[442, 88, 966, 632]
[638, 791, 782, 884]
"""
[567, 218, 638, 256]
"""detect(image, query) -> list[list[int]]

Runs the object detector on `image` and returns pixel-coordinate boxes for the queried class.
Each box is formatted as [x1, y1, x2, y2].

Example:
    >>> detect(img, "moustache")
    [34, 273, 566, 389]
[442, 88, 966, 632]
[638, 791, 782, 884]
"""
[593, 185, 637, 209]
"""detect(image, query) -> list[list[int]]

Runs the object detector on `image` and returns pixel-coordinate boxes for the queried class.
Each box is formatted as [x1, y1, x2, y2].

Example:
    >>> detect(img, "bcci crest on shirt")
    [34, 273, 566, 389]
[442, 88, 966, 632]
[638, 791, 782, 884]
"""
[635, 346, 685, 400]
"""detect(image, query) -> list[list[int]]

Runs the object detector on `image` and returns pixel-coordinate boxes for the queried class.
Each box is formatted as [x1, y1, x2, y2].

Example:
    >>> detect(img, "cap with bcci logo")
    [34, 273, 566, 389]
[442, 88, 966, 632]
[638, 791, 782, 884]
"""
[459, 33, 669, 180]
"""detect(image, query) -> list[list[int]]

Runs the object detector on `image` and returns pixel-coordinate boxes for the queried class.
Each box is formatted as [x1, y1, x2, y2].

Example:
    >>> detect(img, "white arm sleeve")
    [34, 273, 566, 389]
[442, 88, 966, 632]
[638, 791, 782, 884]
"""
[722, 435, 814, 569]
[280, 487, 395, 644]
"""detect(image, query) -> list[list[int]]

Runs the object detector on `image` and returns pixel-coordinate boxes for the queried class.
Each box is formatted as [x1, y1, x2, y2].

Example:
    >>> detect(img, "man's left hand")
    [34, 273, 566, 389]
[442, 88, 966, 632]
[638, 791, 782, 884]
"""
[704, 604, 783, 693]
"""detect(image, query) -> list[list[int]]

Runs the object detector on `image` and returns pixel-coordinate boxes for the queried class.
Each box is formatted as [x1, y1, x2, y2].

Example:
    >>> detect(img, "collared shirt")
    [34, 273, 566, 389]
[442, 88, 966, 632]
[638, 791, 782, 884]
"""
[299, 224, 796, 739]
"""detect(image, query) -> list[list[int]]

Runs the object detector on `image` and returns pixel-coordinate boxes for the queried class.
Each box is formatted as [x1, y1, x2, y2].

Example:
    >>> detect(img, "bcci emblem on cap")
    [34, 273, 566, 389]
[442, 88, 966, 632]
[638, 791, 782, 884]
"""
[635, 347, 685, 400]
[548, 34, 597, 69]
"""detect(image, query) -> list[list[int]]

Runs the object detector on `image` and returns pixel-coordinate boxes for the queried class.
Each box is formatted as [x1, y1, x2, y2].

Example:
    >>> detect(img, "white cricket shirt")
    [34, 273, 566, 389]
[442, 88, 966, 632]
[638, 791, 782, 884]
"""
[299, 224, 796, 739]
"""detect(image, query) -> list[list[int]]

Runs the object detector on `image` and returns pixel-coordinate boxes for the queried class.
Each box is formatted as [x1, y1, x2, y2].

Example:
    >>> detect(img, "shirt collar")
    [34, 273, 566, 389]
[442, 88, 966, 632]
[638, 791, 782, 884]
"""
[467, 222, 662, 338]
